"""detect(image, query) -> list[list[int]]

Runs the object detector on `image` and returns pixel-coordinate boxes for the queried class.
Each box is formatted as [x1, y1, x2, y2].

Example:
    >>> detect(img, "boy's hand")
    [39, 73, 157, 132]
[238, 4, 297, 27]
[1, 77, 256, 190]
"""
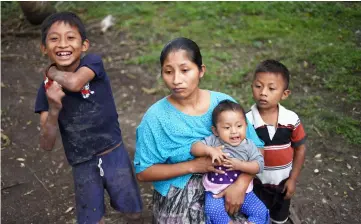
[207, 145, 227, 164]
[46, 81, 65, 110]
[283, 178, 296, 199]
[222, 157, 242, 171]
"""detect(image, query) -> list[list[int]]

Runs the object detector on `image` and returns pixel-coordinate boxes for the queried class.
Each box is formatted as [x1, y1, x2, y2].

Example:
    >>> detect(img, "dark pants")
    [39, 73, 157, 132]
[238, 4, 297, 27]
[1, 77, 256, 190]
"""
[72, 143, 142, 224]
[253, 179, 290, 224]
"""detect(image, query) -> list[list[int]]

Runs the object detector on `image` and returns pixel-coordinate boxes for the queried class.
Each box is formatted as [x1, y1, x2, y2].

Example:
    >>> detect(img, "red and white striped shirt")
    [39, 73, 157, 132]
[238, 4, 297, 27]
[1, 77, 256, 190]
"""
[246, 104, 307, 186]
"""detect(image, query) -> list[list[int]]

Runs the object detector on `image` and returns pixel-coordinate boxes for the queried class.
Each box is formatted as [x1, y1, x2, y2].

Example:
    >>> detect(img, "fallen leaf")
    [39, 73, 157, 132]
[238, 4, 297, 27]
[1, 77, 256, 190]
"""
[65, 207, 74, 213]
[126, 74, 136, 79]
[349, 186, 354, 191]
[58, 162, 64, 169]
[24, 190, 34, 196]
[347, 164, 351, 169]
[303, 61, 309, 68]
[141, 87, 157, 95]
[16, 158, 25, 162]
[26, 121, 32, 125]
[352, 156, 358, 159]
[327, 169, 333, 172]
[1, 133, 10, 148]
[314, 154, 321, 159]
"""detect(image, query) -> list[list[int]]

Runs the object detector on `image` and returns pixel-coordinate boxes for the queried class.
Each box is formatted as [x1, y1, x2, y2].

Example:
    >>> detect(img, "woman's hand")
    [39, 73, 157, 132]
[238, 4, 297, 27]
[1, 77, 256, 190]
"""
[190, 157, 225, 174]
[213, 173, 253, 215]
[213, 182, 245, 215]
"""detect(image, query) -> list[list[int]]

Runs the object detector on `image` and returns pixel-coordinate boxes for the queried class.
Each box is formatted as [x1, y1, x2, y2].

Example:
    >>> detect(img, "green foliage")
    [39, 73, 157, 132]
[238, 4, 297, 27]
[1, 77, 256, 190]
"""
[1, 1, 20, 21]
[3, 2, 360, 145]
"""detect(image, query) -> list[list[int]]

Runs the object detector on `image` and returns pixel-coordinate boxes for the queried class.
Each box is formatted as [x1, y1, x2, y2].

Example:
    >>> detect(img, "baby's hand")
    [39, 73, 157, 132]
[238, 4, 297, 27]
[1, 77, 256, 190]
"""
[222, 158, 241, 171]
[208, 145, 227, 165]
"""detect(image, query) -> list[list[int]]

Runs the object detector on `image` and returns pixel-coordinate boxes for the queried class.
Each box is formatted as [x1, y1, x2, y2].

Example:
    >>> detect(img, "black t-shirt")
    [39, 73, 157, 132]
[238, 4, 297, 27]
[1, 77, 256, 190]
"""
[35, 54, 122, 165]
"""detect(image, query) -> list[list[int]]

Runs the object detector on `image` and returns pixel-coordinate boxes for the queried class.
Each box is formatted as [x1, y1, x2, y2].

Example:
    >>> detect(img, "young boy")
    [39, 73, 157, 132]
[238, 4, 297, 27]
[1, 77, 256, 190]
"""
[34, 12, 142, 224]
[246, 60, 307, 224]
[191, 100, 269, 224]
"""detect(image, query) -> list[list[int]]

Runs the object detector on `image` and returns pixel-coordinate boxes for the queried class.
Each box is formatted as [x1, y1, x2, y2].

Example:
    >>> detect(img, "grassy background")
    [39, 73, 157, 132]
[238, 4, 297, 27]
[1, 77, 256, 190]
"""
[3, 1, 361, 145]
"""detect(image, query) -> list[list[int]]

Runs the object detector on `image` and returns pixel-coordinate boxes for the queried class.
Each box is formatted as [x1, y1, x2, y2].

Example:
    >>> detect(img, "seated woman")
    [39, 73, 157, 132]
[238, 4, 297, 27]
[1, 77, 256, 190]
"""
[134, 37, 264, 224]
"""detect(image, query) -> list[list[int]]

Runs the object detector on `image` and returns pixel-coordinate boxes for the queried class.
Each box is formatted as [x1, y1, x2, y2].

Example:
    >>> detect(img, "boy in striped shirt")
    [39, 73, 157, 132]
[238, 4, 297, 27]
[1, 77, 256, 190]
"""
[246, 60, 307, 224]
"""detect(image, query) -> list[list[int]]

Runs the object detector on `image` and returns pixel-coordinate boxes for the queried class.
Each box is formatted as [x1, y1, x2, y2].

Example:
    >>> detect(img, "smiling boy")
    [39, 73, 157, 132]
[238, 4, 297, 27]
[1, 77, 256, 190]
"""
[34, 12, 142, 224]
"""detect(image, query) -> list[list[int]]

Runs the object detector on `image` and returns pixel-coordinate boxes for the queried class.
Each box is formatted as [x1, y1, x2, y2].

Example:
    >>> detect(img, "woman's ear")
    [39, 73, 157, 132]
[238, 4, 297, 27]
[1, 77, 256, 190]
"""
[199, 64, 206, 78]
[282, 89, 291, 100]
[211, 126, 219, 136]
[81, 39, 90, 52]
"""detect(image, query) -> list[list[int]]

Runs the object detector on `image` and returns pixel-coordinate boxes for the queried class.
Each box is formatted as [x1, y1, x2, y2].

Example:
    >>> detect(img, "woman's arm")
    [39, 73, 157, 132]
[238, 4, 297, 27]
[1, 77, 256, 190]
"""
[214, 172, 254, 215]
[47, 66, 95, 92]
[136, 156, 224, 182]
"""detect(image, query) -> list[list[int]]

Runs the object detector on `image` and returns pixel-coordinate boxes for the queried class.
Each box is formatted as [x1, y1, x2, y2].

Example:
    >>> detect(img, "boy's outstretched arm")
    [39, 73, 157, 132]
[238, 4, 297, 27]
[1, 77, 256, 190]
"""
[39, 81, 65, 150]
[283, 144, 306, 199]
[47, 66, 95, 92]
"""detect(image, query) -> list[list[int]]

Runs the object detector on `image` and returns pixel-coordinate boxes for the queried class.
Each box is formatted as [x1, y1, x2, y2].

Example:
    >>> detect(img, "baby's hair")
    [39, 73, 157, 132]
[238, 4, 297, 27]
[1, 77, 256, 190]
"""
[160, 37, 202, 71]
[212, 100, 246, 127]
[41, 12, 87, 46]
[254, 59, 290, 90]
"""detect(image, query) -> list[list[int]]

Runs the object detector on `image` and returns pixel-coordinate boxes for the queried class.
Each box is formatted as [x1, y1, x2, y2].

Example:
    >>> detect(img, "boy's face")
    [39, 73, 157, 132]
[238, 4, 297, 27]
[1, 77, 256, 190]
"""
[251, 72, 290, 110]
[41, 21, 89, 72]
[212, 110, 247, 146]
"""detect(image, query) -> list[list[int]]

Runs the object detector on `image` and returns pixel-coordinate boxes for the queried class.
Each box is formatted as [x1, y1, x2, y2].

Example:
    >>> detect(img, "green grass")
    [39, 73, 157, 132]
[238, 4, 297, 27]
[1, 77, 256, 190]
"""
[1, 1, 21, 20]
[3, 2, 361, 145]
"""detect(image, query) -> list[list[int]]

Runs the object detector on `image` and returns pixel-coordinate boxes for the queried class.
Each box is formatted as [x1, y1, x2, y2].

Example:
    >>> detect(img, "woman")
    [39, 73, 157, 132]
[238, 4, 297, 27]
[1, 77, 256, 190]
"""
[134, 37, 264, 223]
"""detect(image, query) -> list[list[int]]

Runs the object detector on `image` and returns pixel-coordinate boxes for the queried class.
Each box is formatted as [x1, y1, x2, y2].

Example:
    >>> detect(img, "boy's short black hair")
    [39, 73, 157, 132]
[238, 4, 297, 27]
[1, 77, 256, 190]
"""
[41, 12, 87, 45]
[212, 100, 246, 127]
[254, 59, 290, 90]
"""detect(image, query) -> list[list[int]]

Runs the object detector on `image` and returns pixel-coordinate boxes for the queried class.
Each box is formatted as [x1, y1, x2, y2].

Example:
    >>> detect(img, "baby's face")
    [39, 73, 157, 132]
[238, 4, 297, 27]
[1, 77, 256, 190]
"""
[41, 21, 89, 72]
[213, 110, 247, 146]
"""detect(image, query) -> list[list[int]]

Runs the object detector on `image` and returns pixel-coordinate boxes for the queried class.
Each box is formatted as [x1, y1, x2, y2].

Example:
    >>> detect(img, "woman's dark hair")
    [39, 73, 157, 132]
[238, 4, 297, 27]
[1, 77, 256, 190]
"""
[212, 100, 246, 126]
[160, 37, 202, 70]
[254, 59, 290, 90]
[41, 12, 87, 45]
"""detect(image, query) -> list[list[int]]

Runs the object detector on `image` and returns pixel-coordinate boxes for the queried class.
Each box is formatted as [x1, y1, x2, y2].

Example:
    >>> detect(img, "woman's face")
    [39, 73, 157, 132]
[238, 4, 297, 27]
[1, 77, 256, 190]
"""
[161, 50, 205, 100]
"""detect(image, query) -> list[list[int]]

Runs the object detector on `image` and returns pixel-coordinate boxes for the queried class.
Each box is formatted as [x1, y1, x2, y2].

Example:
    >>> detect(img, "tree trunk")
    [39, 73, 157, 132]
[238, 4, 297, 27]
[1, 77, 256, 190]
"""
[19, 1, 56, 25]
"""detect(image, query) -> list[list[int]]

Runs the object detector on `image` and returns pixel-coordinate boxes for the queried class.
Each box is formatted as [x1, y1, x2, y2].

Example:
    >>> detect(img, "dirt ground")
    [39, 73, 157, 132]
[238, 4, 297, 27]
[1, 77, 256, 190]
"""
[1, 19, 360, 224]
